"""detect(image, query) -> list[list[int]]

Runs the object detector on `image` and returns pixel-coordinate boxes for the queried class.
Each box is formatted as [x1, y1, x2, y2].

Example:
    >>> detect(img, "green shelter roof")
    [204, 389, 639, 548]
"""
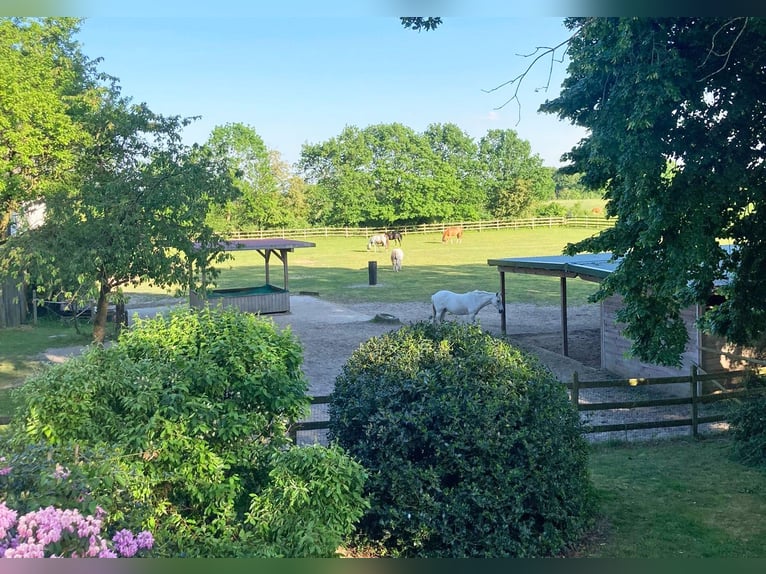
[487, 252, 619, 282]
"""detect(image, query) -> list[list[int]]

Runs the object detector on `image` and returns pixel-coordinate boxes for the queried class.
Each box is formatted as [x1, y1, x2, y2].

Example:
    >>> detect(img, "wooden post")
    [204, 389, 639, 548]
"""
[691, 365, 699, 438]
[500, 271, 507, 335]
[560, 277, 569, 357]
[572, 371, 580, 410]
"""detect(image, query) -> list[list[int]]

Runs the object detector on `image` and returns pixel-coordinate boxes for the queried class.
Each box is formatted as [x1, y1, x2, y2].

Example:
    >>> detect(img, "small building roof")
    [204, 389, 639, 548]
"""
[221, 238, 316, 251]
[487, 252, 618, 282]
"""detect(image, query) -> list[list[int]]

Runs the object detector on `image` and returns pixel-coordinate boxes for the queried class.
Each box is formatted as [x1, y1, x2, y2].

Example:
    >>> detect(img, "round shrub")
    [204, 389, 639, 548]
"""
[328, 320, 596, 557]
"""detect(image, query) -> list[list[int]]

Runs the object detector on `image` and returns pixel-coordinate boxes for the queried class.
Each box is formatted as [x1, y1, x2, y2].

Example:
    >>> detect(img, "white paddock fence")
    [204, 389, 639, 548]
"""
[225, 217, 613, 241]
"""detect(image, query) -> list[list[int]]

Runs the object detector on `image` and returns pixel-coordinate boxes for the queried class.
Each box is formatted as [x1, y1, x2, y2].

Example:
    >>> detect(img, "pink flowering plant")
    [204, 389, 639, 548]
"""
[0, 447, 155, 558]
[2, 308, 369, 557]
[0, 501, 153, 558]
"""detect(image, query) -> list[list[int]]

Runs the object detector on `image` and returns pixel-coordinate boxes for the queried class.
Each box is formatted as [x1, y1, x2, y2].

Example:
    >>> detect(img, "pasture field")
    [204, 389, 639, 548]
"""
[206, 226, 604, 306]
[0, 227, 603, 402]
[552, 198, 608, 216]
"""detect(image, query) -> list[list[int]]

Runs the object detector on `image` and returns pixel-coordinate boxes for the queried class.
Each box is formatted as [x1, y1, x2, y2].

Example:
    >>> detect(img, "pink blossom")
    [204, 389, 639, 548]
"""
[4, 541, 45, 558]
[136, 530, 154, 550]
[52, 464, 71, 480]
[112, 529, 138, 557]
[0, 502, 18, 539]
[0, 502, 154, 559]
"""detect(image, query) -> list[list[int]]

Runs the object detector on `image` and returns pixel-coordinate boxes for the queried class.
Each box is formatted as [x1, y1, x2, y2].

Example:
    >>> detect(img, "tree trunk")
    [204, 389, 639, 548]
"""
[92, 285, 111, 345]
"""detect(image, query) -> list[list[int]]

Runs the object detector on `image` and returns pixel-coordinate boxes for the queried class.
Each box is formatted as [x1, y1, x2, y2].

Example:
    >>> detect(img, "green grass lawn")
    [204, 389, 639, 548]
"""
[0, 319, 93, 418]
[583, 436, 766, 558]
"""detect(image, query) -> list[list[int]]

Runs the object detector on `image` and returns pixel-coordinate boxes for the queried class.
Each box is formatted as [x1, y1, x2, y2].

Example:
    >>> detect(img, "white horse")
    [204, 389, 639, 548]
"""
[390, 248, 404, 272]
[431, 290, 504, 323]
[367, 234, 388, 252]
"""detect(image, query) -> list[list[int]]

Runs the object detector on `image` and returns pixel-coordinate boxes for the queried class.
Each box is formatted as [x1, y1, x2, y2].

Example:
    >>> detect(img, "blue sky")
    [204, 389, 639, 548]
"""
[74, 17, 589, 168]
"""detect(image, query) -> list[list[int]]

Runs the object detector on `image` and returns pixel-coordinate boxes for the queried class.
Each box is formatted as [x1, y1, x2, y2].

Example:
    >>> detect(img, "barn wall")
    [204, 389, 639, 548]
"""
[700, 332, 761, 373]
[601, 295, 700, 381]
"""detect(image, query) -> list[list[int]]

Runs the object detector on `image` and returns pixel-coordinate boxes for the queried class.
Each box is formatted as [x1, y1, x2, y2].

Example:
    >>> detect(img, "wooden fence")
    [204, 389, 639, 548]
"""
[226, 216, 613, 240]
[289, 367, 766, 444]
[568, 366, 766, 437]
[5, 368, 764, 440]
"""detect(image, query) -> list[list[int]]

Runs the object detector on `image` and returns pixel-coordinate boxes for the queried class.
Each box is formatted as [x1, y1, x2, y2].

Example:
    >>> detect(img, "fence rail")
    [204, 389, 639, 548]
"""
[568, 366, 766, 437]
[225, 216, 613, 240]
[289, 367, 766, 444]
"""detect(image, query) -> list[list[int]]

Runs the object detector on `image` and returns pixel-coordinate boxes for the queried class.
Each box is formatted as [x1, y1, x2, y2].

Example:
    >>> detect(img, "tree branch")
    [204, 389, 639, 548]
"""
[698, 17, 749, 81]
[483, 35, 575, 125]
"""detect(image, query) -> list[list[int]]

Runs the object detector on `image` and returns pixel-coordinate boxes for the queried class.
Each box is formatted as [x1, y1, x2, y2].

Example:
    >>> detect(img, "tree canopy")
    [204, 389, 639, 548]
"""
[0, 17, 95, 235]
[298, 122, 552, 226]
[0, 18, 238, 343]
[540, 17, 766, 365]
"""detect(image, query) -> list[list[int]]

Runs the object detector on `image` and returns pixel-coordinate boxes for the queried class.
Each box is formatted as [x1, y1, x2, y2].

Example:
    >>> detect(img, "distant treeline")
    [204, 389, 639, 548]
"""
[205, 122, 600, 233]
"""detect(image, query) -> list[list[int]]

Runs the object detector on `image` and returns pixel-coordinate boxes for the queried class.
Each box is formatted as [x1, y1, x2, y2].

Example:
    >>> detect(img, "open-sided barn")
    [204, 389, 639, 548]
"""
[487, 252, 757, 379]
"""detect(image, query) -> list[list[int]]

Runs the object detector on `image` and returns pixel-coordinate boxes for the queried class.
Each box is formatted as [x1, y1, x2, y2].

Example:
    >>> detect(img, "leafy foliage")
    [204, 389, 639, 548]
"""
[728, 373, 766, 467]
[400, 17, 442, 32]
[205, 123, 299, 231]
[0, 17, 94, 234]
[479, 129, 555, 217]
[541, 17, 766, 365]
[328, 321, 595, 557]
[299, 123, 551, 226]
[246, 445, 369, 557]
[4, 307, 367, 557]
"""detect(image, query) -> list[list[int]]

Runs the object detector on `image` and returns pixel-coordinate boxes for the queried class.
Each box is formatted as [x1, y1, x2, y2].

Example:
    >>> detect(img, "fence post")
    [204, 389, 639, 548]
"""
[572, 371, 580, 410]
[690, 365, 699, 438]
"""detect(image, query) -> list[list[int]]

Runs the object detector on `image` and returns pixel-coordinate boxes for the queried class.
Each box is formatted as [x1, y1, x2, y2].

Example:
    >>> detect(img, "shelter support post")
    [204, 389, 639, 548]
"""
[280, 249, 289, 290]
[258, 249, 272, 286]
[500, 271, 507, 335]
[256, 248, 290, 290]
[560, 277, 569, 357]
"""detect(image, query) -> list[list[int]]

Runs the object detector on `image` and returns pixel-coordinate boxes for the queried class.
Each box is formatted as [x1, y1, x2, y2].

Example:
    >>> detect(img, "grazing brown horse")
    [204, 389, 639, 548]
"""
[386, 230, 403, 246]
[441, 226, 463, 244]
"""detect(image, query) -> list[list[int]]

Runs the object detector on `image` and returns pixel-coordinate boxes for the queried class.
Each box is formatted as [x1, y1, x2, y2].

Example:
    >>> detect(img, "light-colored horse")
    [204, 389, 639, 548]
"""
[390, 248, 404, 272]
[441, 226, 463, 244]
[431, 290, 504, 323]
[367, 234, 389, 251]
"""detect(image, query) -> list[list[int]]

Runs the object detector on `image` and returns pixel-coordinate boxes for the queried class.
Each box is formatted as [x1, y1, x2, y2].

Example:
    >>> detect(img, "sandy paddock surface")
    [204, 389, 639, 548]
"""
[268, 297, 608, 397]
[40, 295, 725, 443]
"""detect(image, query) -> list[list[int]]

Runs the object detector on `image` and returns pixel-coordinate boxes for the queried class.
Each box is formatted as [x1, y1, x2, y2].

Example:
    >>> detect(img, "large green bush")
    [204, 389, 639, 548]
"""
[328, 320, 596, 557]
[4, 306, 368, 557]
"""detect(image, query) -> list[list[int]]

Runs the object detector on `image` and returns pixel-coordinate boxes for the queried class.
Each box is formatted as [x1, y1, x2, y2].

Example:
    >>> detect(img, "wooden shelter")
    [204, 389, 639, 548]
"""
[487, 252, 750, 379]
[190, 238, 315, 314]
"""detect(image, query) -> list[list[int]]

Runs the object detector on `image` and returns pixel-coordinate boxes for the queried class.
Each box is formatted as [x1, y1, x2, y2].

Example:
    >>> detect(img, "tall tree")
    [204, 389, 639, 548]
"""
[0, 17, 94, 235]
[541, 17, 766, 365]
[299, 125, 375, 227]
[205, 123, 289, 231]
[269, 149, 310, 228]
[24, 88, 238, 343]
[478, 129, 553, 218]
[300, 123, 485, 226]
